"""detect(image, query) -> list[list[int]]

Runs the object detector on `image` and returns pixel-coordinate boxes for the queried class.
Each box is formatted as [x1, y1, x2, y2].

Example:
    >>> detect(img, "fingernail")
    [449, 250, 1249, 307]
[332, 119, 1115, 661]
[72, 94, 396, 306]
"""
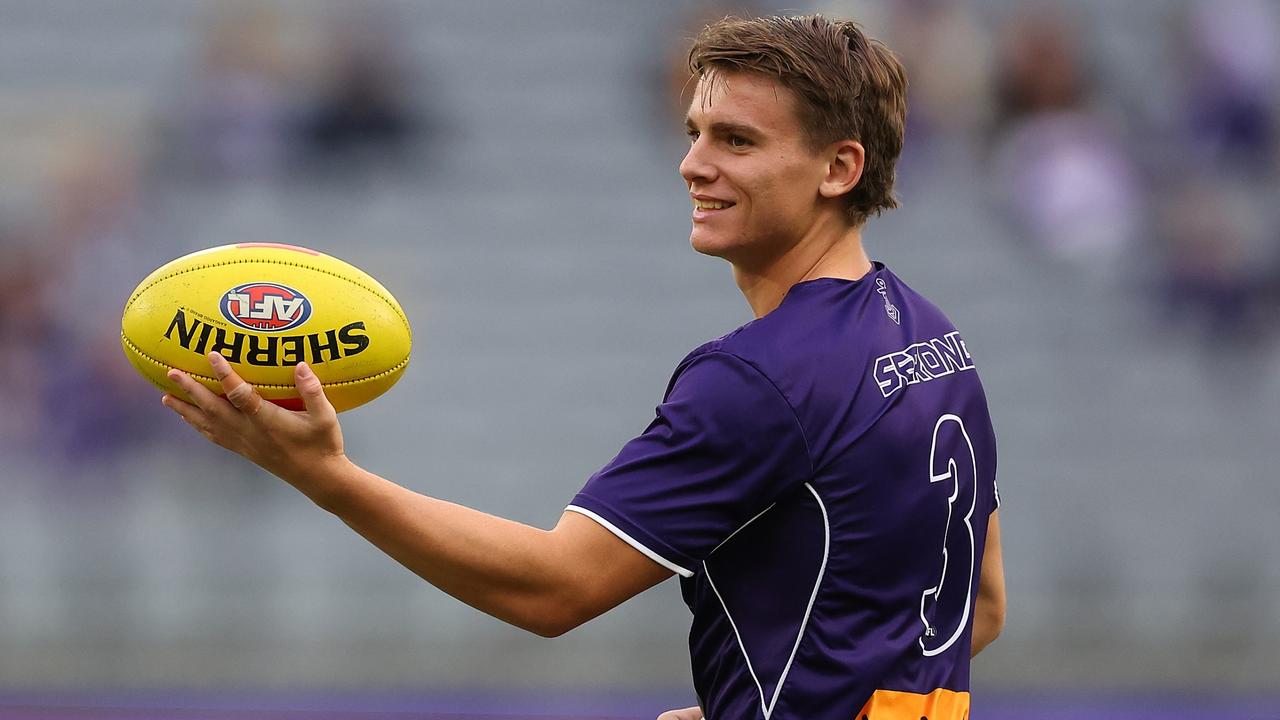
[167, 369, 181, 380]
[208, 352, 228, 377]
[297, 362, 314, 378]
[161, 395, 169, 407]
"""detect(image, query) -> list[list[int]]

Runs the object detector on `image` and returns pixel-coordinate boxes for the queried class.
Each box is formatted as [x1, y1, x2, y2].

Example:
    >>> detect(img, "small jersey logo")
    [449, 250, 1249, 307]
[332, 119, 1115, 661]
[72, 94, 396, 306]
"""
[220, 282, 312, 332]
[876, 278, 901, 325]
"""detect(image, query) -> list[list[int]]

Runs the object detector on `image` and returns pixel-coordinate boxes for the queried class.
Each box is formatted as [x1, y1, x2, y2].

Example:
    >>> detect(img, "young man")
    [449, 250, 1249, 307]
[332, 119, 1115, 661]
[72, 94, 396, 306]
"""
[161, 15, 1004, 720]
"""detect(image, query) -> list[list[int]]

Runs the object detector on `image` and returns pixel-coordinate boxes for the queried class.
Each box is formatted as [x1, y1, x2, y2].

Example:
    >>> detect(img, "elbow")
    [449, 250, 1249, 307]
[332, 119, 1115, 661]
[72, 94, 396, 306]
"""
[984, 598, 1007, 642]
[517, 598, 595, 638]
[973, 603, 1005, 653]
[530, 619, 575, 639]
[985, 616, 1005, 647]
[987, 599, 1006, 638]
[526, 613, 578, 638]
[970, 593, 1006, 657]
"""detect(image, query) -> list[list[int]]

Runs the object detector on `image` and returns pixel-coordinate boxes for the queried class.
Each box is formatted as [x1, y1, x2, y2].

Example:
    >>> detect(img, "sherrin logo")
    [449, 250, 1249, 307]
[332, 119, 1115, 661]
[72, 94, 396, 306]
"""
[221, 282, 311, 332]
[164, 309, 370, 367]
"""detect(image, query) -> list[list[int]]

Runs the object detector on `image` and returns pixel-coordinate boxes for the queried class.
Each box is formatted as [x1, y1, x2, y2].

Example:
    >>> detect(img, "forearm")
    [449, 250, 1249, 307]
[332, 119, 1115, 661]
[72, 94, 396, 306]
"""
[308, 459, 577, 636]
[159, 359, 638, 637]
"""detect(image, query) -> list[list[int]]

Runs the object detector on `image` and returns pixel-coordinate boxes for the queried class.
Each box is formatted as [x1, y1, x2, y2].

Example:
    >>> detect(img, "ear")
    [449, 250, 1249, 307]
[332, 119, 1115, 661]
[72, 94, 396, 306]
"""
[818, 140, 865, 200]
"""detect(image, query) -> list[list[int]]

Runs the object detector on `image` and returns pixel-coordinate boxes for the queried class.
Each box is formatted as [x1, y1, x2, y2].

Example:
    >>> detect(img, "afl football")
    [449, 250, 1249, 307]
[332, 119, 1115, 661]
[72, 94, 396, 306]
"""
[122, 243, 411, 412]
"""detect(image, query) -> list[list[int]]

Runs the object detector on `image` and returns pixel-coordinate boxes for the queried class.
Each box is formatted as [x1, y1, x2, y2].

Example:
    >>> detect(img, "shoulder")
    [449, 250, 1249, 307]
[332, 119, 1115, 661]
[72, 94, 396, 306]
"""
[668, 345, 783, 404]
[677, 276, 873, 385]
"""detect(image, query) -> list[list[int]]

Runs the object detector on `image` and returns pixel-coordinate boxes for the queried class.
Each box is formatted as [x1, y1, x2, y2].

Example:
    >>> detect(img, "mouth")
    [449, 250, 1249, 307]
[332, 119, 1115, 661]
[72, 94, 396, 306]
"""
[693, 198, 735, 210]
[691, 195, 736, 218]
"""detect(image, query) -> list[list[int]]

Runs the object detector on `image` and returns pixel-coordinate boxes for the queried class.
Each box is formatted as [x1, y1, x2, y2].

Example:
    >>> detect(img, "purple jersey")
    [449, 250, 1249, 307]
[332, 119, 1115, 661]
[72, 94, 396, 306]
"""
[568, 263, 998, 720]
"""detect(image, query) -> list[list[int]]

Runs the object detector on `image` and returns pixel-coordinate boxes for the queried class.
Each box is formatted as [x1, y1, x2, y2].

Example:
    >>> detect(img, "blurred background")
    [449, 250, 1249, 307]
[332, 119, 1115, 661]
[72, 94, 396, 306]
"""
[1, 0, 1278, 718]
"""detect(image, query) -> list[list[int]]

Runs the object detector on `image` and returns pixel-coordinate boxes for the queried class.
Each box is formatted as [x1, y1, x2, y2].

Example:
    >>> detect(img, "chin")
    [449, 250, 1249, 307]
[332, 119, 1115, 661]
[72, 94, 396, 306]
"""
[689, 229, 739, 259]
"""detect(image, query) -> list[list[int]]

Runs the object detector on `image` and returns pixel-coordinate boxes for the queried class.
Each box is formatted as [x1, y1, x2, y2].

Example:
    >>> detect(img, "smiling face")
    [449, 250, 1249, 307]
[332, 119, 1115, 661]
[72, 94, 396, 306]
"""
[680, 71, 837, 266]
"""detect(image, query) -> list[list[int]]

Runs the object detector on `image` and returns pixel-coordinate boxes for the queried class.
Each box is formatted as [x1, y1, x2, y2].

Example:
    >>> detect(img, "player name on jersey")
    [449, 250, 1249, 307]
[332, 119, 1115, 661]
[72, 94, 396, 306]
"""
[873, 331, 974, 398]
[164, 309, 370, 366]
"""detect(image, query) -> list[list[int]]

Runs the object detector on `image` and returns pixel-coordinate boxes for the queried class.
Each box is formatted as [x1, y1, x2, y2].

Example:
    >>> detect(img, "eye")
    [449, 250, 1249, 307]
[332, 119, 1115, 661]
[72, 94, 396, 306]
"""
[686, 128, 700, 143]
[728, 135, 751, 148]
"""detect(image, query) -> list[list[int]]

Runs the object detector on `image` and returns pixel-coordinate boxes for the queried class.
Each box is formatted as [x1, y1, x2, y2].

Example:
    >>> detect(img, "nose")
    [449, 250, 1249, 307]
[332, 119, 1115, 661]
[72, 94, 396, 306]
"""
[679, 136, 716, 187]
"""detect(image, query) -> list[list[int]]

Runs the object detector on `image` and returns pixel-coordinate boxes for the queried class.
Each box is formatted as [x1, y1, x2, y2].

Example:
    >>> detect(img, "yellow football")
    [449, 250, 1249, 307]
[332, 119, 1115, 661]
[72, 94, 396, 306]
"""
[122, 242, 411, 412]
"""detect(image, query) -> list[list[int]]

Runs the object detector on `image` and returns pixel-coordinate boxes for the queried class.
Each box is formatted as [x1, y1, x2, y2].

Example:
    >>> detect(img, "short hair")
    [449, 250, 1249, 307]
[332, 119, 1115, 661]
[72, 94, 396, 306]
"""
[688, 15, 908, 226]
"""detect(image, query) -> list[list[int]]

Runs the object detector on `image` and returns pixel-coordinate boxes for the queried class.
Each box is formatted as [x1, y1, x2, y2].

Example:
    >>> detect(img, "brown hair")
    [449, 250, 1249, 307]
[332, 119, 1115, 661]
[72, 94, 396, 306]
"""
[688, 15, 908, 226]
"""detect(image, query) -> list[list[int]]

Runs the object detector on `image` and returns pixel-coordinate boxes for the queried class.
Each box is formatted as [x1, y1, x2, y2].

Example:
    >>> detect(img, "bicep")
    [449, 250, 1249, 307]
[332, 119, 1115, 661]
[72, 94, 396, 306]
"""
[548, 510, 674, 628]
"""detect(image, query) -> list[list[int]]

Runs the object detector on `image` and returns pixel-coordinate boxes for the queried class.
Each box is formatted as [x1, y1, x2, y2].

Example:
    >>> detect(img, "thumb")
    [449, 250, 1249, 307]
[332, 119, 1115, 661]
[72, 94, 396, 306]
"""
[295, 362, 336, 417]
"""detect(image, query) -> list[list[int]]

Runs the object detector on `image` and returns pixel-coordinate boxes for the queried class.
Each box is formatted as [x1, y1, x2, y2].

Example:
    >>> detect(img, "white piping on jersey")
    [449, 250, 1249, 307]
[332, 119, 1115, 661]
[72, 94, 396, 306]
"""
[703, 483, 830, 720]
[710, 502, 777, 555]
[564, 505, 695, 578]
[703, 565, 765, 715]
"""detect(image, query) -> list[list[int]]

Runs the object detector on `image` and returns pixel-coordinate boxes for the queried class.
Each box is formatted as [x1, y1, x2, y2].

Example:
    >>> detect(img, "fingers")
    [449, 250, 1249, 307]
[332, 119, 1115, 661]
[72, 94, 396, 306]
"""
[208, 352, 264, 416]
[161, 393, 219, 444]
[166, 366, 230, 417]
[294, 362, 336, 418]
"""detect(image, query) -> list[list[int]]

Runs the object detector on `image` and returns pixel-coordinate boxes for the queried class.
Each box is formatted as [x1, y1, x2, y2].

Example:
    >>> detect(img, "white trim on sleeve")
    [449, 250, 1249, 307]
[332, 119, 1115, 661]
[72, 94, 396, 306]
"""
[564, 505, 695, 578]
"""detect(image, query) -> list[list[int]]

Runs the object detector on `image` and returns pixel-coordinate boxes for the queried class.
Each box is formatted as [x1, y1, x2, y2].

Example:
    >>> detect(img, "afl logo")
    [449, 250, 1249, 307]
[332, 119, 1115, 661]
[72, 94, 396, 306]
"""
[220, 282, 312, 332]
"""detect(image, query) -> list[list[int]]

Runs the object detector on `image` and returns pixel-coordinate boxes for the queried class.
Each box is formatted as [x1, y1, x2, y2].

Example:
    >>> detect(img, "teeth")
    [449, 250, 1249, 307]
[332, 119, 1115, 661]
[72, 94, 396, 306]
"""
[694, 199, 731, 210]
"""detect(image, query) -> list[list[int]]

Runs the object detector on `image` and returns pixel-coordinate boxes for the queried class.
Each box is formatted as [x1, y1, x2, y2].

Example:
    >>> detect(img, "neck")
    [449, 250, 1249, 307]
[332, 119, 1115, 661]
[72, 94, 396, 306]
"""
[733, 220, 873, 318]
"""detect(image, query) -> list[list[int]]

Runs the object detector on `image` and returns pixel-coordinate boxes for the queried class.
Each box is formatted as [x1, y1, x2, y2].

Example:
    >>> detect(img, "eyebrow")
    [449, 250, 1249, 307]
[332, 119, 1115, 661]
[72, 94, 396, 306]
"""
[684, 117, 765, 138]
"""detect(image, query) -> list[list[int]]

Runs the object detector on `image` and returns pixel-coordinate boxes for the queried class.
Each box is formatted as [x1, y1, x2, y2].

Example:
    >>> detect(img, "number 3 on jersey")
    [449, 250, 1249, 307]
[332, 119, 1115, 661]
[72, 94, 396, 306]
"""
[919, 413, 977, 656]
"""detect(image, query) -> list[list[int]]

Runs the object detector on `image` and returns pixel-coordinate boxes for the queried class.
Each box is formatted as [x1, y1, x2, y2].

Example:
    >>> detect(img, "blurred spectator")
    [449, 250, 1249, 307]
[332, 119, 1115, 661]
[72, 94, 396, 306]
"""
[1155, 179, 1272, 353]
[1178, 0, 1279, 175]
[989, 7, 1143, 270]
[1140, 0, 1280, 358]
[885, 0, 994, 149]
[161, 5, 294, 181]
[18, 134, 156, 471]
[0, 228, 52, 454]
[296, 8, 422, 174]
[992, 7, 1085, 132]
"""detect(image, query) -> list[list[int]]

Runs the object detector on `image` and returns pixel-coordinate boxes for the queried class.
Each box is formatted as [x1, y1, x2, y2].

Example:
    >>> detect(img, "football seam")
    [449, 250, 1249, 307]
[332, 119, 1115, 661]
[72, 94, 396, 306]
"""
[124, 257, 412, 338]
[120, 332, 410, 389]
